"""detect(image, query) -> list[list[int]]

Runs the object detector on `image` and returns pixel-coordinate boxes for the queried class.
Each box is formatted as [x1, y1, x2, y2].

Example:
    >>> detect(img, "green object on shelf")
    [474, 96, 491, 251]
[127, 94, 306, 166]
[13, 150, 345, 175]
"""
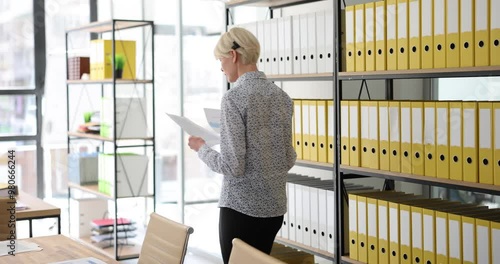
[84, 112, 93, 123]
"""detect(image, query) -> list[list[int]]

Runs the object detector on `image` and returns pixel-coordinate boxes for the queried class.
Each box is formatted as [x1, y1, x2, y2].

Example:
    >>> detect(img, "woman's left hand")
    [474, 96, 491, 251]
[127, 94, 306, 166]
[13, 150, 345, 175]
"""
[188, 136, 206, 152]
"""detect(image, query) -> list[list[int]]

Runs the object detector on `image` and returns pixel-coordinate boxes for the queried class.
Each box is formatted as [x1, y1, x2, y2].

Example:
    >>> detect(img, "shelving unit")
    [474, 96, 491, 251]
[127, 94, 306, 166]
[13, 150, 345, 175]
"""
[65, 19, 155, 261]
[226, 0, 500, 263]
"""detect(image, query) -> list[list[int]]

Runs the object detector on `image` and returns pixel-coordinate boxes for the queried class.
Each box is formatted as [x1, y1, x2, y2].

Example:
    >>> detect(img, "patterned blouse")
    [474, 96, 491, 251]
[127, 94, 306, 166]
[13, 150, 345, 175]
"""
[198, 71, 297, 218]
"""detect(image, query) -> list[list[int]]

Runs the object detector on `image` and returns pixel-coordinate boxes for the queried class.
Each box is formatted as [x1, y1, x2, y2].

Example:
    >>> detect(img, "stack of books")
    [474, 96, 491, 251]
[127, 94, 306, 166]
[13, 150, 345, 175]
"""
[90, 218, 136, 248]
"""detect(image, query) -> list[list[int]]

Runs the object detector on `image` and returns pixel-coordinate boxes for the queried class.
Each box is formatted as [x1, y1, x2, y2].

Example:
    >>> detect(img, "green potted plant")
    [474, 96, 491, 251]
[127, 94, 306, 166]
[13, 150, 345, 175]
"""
[114, 53, 126, 78]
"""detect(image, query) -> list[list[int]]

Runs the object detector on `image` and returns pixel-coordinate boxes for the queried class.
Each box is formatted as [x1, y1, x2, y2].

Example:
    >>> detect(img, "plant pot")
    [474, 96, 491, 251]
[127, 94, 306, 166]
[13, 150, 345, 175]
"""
[115, 69, 123, 79]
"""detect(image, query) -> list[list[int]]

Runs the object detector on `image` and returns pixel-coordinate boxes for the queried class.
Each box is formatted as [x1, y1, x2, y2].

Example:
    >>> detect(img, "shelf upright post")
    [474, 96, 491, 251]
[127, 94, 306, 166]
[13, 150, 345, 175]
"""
[111, 19, 119, 260]
[333, 0, 345, 260]
[151, 21, 156, 213]
[384, 79, 395, 191]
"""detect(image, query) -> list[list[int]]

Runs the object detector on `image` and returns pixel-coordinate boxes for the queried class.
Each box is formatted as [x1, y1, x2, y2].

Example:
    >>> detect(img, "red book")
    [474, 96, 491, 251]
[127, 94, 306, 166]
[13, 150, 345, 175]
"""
[91, 218, 132, 228]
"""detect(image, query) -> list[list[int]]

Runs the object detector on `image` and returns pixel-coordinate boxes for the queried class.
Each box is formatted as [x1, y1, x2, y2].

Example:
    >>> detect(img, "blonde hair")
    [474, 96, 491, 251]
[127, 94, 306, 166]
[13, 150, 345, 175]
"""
[214, 27, 260, 65]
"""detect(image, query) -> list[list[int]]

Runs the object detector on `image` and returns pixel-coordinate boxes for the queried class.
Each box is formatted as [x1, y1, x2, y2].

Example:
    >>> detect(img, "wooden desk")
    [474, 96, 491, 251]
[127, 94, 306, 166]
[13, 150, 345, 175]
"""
[16, 192, 61, 237]
[0, 235, 119, 263]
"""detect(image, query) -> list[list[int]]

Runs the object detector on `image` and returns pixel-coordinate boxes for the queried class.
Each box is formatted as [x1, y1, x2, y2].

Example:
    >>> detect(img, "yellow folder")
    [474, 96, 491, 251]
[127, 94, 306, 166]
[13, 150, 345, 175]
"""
[422, 208, 437, 264]
[379, 101, 390, 171]
[308, 100, 319, 162]
[435, 211, 449, 264]
[341, 101, 350, 165]
[475, 218, 492, 264]
[349, 194, 359, 260]
[365, 2, 376, 71]
[491, 0, 500, 65]
[436, 101, 450, 179]
[397, 0, 409, 70]
[369, 101, 380, 169]
[361, 101, 371, 168]
[421, 1, 434, 69]
[446, 0, 460, 68]
[293, 100, 303, 160]
[389, 101, 401, 172]
[377, 199, 391, 264]
[409, 0, 421, 69]
[401, 101, 412, 174]
[355, 4, 366, 72]
[399, 203, 413, 264]
[302, 100, 311, 161]
[346, 5, 356, 72]
[449, 101, 463, 181]
[462, 216, 476, 264]
[357, 195, 368, 263]
[367, 197, 379, 262]
[460, 0, 475, 67]
[375, 0, 387, 71]
[410, 205, 425, 264]
[432, 0, 444, 68]
[389, 201, 401, 264]
[326, 100, 337, 164]
[492, 220, 500, 263]
[494, 102, 500, 186]
[316, 100, 334, 163]
[475, 0, 490, 66]
[350, 101, 361, 167]
[412, 101, 425, 175]
[448, 213, 463, 264]
[424, 102, 436, 177]
[462, 101, 478, 183]
[387, 0, 398, 70]
[478, 102, 494, 184]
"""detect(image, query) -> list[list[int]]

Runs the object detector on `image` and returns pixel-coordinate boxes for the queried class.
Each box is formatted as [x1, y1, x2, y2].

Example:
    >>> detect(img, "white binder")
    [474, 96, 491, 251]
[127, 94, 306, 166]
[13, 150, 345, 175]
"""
[270, 18, 279, 75]
[325, 10, 334, 73]
[284, 16, 293, 75]
[292, 15, 302, 74]
[277, 18, 285, 75]
[287, 181, 296, 241]
[264, 20, 273, 74]
[326, 187, 335, 254]
[318, 187, 328, 251]
[257, 20, 265, 71]
[300, 14, 309, 74]
[316, 11, 327, 73]
[307, 12, 317, 74]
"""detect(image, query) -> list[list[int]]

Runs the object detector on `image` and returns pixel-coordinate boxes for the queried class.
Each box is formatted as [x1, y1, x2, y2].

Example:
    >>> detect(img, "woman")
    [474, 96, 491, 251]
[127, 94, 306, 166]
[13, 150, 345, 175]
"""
[188, 27, 296, 264]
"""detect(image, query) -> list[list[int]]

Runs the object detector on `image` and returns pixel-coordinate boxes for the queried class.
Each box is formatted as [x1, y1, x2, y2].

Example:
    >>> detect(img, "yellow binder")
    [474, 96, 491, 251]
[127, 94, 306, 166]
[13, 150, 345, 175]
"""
[492, 220, 500, 263]
[302, 100, 311, 161]
[435, 211, 449, 264]
[346, 5, 356, 72]
[367, 197, 379, 262]
[449, 101, 463, 181]
[475, 0, 490, 66]
[494, 102, 500, 186]
[491, 0, 500, 65]
[422, 208, 437, 264]
[424, 102, 436, 177]
[355, 4, 366, 72]
[379, 101, 390, 171]
[318, 100, 329, 163]
[475, 218, 492, 264]
[462, 216, 476, 264]
[325, 100, 334, 164]
[387, 0, 398, 70]
[436, 102, 450, 179]
[460, 0, 475, 67]
[412, 101, 425, 175]
[349, 194, 359, 260]
[389, 101, 401, 172]
[399, 203, 413, 264]
[409, 0, 421, 69]
[350, 101, 361, 167]
[463, 101, 478, 183]
[397, 0, 409, 70]
[361, 101, 371, 168]
[294, 100, 303, 160]
[375, 0, 387, 71]
[479, 102, 493, 184]
[410, 205, 425, 264]
[432, 0, 444, 68]
[389, 201, 401, 264]
[365, 2, 376, 71]
[378, 199, 390, 264]
[448, 213, 463, 264]
[401, 101, 412, 174]
[369, 101, 380, 169]
[446, 0, 460, 68]
[341, 101, 350, 165]
[308, 100, 319, 162]
[357, 195, 368, 263]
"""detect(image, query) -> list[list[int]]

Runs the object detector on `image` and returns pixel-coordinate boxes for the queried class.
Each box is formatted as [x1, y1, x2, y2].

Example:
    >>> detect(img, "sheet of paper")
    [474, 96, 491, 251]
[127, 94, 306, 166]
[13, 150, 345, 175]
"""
[49, 257, 107, 264]
[166, 113, 220, 147]
[0, 240, 42, 256]
[204, 108, 221, 134]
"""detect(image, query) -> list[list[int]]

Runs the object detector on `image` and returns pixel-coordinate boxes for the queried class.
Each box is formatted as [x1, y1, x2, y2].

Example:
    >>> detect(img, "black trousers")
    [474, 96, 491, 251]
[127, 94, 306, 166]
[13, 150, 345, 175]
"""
[219, 207, 284, 264]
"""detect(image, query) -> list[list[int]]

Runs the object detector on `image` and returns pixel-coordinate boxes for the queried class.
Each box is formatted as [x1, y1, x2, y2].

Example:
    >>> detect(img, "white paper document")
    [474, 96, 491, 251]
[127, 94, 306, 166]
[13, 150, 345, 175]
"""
[0, 240, 42, 256]
[49, 257, 107, 264]
[166, 113, 220, 147]
[204, 108, 221, 134]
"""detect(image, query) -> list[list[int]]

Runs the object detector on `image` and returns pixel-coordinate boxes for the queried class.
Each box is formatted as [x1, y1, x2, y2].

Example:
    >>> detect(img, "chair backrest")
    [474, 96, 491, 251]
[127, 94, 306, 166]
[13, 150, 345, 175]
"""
[229, 238, 287, 264]
[0, 197, 15, 241]
[138, 212, 194, 264]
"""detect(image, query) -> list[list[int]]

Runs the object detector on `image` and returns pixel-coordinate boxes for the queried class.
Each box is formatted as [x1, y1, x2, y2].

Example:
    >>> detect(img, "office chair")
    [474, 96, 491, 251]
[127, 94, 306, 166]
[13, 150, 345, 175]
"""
[138, 212, 194, 264]
[229, 238, 286, 264]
